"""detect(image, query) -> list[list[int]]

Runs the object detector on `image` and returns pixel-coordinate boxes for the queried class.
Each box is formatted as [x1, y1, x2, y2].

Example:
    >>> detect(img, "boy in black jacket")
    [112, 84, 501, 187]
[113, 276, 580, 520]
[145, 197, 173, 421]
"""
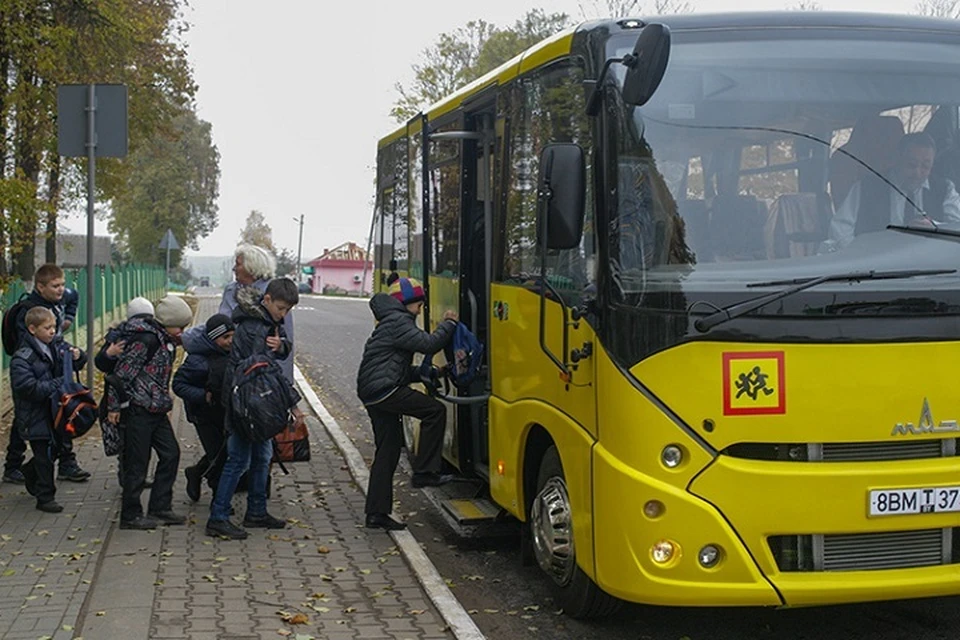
[355, 277, 458, 531]
[4, 264, 89, 485]
[11, 307, 86, 513]
[173, 314, 234, 502]
[206, 278, 302, 540]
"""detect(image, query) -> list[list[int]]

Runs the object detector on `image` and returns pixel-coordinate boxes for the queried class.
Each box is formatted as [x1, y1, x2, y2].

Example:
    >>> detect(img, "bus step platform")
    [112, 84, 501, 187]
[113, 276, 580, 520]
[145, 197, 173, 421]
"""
[419, 477, 518, 538]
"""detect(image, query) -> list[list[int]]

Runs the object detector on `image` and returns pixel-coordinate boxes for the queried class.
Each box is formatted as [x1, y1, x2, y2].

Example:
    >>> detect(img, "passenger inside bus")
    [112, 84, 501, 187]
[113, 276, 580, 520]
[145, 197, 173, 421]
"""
[825, 132, 960, 250]
[828, 114, 904, 210]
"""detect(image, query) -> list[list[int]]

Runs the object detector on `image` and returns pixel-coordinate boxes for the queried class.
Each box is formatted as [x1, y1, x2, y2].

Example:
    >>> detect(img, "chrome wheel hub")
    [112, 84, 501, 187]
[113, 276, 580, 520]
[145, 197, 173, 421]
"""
[531, 477, 576, 586]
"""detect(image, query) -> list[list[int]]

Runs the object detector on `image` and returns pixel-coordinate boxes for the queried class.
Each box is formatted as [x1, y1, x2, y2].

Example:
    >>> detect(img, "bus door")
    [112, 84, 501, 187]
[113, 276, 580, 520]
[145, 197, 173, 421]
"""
[457, 101, 497, 478]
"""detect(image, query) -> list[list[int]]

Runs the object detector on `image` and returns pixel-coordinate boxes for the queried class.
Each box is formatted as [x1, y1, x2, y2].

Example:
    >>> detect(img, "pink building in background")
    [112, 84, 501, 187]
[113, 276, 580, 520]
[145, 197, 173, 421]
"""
[306, 242, 372, 295]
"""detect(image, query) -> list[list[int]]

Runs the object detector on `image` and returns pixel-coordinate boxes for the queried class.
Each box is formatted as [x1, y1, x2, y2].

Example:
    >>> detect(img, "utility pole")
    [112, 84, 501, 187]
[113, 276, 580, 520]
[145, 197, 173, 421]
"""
[294, 214, 304, 280]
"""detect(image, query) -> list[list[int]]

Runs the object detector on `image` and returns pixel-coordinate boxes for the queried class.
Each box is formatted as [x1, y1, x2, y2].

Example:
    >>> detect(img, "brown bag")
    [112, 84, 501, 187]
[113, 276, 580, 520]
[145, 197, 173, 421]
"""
[273, 414, 310, 463]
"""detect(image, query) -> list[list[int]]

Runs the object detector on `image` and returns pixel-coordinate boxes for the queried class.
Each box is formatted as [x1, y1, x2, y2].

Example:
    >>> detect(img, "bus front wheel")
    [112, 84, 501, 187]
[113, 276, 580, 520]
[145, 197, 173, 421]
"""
[530, 446, 621, 618]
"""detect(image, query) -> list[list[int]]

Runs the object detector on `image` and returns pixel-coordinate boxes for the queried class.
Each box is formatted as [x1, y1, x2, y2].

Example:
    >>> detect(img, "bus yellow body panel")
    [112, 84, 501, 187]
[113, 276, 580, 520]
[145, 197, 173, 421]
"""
[488, 396, 597, 578]
[634, 341, 960, 451]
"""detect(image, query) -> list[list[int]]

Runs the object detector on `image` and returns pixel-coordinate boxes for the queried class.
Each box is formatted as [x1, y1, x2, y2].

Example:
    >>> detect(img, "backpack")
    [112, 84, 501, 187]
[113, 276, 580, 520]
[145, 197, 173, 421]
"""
[96, 331, 162, 455]
[444, 322, 484, 389]
[230, 353, 296, 442]
[2, 295, 36, 356]
[50, 347, 97, 439]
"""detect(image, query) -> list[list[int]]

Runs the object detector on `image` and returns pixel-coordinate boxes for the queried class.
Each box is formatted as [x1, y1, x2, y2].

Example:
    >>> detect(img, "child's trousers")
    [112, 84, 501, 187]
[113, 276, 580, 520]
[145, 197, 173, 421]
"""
[364, 387, 445, 516]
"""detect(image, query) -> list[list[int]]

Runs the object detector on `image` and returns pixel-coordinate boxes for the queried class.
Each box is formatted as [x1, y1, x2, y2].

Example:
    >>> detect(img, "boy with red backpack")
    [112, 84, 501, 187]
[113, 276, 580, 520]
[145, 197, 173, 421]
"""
[3, 264, 90, 485]
[11, 307, 86, 513]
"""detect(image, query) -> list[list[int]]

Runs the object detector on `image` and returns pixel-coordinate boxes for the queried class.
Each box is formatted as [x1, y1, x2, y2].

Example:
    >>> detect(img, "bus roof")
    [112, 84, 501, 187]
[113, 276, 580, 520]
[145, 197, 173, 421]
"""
[377, 11, 960, 149]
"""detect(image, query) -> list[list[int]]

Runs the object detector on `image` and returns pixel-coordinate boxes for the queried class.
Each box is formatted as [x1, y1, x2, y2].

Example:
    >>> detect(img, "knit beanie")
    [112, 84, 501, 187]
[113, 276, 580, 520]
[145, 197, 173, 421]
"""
[126, 296, 154, 319]
[388, 277, 425, 305]
[205, 313, 235, 340]
[154, 295, 193, 328]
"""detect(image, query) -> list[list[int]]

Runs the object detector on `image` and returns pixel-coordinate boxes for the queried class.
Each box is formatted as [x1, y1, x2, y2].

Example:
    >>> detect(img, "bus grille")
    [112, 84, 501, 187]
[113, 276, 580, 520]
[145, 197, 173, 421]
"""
[724, 439, 956, 462]
[818, 440, 949, 461]
[771, 529, 956, 572]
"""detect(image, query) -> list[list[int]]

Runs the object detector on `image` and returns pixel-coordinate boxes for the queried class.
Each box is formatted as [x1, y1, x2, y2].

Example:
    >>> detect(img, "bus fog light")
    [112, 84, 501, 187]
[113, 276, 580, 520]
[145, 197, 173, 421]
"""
[651, 539, 678, 564]
[698, 544, 722, 568]
[661, 445, 683, 468]
[643, 500, 665, 519]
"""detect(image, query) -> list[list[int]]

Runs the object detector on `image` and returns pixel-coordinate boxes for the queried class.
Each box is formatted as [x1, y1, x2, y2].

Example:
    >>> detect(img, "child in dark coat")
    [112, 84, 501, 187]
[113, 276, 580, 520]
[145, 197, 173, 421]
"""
[11, 307, 86, 513]
[355, 277, 458, 531]
[173, 314, 234, 503]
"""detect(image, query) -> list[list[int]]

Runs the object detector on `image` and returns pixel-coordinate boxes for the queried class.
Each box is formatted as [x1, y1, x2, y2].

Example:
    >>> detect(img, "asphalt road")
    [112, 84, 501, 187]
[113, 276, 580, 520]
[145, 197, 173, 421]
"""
[291, 294, 960, 640]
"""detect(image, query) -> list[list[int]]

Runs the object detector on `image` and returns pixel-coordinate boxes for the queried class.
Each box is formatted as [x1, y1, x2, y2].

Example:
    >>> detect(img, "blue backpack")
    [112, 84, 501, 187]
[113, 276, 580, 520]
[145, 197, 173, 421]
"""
[444, 323, 484, 389]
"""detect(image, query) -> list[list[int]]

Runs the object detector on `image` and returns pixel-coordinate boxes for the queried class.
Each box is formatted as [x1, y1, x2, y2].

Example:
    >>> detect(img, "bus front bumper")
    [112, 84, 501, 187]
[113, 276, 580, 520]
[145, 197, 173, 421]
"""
[593, 446, 960, 607]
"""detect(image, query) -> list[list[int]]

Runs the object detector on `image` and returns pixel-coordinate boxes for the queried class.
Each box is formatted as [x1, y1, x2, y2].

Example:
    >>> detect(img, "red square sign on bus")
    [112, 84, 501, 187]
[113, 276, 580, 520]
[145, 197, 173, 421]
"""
[722, 351, 786, 416]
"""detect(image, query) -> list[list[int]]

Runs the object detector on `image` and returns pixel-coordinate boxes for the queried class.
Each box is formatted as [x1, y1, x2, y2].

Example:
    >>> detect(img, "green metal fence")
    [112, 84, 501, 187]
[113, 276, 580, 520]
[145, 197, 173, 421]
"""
[0, 264, 166, 415]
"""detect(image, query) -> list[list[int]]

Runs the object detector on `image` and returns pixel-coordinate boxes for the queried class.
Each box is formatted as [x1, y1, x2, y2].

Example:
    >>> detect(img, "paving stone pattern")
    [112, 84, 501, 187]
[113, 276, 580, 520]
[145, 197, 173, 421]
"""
[0, 295, 455, 640]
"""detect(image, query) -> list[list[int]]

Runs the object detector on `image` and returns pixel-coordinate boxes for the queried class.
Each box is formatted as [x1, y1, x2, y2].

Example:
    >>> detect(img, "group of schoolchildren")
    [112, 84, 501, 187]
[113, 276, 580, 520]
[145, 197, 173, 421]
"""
[3, 262, 461, 538]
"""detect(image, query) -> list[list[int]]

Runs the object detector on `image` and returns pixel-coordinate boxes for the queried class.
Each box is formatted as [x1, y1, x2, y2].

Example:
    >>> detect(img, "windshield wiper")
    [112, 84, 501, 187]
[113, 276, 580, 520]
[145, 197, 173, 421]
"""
[886, 224, 960, 239]
[693, 269, 956, 333]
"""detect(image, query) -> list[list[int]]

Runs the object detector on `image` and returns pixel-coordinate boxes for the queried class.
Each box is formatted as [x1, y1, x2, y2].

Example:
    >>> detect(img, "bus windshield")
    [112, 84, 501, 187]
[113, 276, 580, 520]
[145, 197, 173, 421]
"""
[608, 28, 960, 304]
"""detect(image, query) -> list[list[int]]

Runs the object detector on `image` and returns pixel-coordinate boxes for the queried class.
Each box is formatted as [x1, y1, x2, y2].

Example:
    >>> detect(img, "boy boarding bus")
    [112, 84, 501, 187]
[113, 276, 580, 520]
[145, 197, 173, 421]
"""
[372, 12, 960, 617]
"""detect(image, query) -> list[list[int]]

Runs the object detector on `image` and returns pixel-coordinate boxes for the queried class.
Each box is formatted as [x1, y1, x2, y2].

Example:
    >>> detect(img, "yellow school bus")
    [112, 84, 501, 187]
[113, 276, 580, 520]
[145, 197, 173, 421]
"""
[372, 12, 960, 617]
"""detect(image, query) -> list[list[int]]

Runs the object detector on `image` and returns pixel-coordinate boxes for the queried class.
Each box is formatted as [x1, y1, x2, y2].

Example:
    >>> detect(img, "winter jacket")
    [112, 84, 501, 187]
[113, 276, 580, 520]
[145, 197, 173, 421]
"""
[173, 330, 229, 425]
[220, 279, 295, 383]
[11, 336, 87, 441]
[222, 286, 301, 428]
[11, 290, 67, 350]
[356, 293, 456, 405]
[105, 316, 176, 415]
[94, 315, 155, 374]
[62, 288, 79, 327]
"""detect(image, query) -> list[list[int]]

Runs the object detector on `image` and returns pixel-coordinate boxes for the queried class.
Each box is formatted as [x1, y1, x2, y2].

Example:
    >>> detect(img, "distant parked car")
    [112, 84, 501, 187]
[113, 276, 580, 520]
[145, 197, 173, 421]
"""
[199, 276, 210, 287]
[297, 282, 312, 294]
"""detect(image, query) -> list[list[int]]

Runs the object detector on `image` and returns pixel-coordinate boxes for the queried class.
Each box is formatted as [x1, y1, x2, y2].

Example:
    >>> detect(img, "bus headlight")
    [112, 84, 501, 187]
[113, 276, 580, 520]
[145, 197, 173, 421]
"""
[698, 544, 722, 568]
[661, 445, 683, 468]
[651, 539, 679, 564]
[643, 500, 665, 519]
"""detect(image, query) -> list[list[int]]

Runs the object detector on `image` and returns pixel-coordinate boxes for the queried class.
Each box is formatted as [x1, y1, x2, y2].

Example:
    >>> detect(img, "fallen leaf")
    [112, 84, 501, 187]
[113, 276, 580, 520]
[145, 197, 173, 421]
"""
[316, 546, 330, 554]
[96, 610, 106, 616]
[277, 630, 292, 637]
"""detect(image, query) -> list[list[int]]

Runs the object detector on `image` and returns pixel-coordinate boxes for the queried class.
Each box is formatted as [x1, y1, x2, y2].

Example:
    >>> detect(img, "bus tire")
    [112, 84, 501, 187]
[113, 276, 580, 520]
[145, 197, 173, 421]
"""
[531, 446, 621, 619]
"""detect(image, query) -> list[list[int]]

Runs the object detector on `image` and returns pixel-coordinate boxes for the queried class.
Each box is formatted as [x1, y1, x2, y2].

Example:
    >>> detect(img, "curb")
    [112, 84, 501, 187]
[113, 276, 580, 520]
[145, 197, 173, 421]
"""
[294, 365, 486, 640]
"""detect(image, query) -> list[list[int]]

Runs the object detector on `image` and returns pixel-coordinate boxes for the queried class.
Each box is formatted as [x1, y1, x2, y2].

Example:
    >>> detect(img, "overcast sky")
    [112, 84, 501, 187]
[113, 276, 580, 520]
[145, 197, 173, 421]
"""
[67, 0, 919, 259]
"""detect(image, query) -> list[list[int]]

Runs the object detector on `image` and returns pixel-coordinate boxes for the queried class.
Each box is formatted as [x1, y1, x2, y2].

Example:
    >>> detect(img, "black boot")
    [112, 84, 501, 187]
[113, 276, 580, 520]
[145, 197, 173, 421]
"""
[184, 466, 202, 502]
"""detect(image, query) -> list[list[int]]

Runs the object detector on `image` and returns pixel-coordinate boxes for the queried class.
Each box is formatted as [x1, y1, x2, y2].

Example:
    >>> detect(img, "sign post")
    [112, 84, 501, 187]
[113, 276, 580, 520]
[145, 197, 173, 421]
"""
[158, 229, 180, 286]
[58, 84, 127, 388]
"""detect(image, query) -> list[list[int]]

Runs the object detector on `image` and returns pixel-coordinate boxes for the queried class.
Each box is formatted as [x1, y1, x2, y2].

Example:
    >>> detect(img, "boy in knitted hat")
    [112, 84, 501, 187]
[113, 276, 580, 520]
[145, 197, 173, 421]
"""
[173, 313, 234, 503]
[105, 294, 192, 530]
[355, 277, 458, 531]
[95, 296, 157, 489]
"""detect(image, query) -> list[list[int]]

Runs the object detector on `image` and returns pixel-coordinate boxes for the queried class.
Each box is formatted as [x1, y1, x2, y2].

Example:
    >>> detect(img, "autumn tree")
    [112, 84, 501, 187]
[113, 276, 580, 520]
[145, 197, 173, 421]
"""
[392, 10, 572, 122]
[239, 210, 275, 253]
[0, 0, 197, 279]
[578, 0, 694, 18]
[915, 0, 959, 17]
[109, 108, 220, 264]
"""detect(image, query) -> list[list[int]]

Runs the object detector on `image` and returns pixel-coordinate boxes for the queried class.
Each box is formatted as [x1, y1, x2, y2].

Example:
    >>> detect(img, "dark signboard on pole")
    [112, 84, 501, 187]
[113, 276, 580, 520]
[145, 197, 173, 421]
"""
[57, 84, 128, 388]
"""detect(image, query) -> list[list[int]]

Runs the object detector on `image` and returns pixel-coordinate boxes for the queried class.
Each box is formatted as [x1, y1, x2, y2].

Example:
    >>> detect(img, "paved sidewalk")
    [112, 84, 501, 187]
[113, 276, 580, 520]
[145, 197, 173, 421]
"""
[0, 296, 456, 640]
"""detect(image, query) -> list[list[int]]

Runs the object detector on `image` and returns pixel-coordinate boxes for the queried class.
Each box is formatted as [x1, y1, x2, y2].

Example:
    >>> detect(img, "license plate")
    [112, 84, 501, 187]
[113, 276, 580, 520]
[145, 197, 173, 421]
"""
[868, 486, 960, 516]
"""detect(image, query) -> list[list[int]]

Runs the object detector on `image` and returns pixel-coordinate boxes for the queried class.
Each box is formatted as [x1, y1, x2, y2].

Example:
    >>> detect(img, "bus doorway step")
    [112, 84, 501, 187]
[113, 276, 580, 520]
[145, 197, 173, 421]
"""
[417, 478, 518, 538]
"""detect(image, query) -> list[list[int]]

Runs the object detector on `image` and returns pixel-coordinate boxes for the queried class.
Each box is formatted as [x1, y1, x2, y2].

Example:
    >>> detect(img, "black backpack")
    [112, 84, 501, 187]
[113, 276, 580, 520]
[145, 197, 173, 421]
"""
[50, 347, 97, 439]
[1, 295, 36, 356]
[230, 353, 296, 442]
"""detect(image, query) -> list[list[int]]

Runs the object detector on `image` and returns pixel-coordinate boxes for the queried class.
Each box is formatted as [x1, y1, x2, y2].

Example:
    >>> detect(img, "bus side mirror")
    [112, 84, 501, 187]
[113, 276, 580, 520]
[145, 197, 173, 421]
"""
[622, 23, 671, 107]
[537, 143, 585, 250]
